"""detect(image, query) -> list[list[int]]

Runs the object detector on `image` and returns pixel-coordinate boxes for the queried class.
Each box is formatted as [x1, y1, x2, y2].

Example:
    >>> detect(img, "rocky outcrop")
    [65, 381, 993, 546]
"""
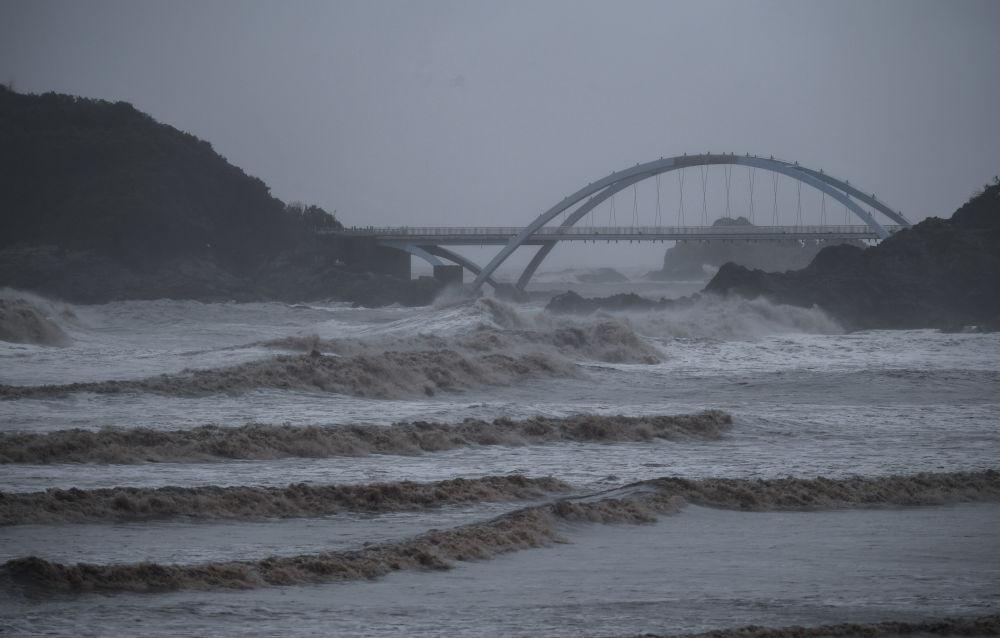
[647, 217, 865, 281]
[705, 183, 1000, 330]
[0, 87, 439, 306]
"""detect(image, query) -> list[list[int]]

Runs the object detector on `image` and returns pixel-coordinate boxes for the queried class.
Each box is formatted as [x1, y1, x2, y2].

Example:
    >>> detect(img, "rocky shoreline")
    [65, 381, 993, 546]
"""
[548, 183, 1000, 331]
[0, 88, 442, 307]
[706, 182, 1000, 331]
[646, 216, 865, 281]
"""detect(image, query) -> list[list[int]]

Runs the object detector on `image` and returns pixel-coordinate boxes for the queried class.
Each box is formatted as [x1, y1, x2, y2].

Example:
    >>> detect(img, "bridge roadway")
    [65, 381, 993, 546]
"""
[330, 151, 911, 290]
[335, 224, 904, 245]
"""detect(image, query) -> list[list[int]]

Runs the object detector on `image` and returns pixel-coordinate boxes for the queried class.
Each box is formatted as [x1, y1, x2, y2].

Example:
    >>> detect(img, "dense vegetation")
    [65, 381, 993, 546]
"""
[0, 85, 339, 272]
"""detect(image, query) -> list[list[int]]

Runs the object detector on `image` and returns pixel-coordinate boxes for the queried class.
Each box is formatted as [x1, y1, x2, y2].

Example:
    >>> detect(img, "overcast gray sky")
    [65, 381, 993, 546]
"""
[2, 0, 998, 273]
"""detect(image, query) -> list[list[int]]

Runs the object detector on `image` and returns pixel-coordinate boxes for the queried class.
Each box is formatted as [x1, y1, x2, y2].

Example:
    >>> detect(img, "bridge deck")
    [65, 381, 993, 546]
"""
[333, 224, 903, 245]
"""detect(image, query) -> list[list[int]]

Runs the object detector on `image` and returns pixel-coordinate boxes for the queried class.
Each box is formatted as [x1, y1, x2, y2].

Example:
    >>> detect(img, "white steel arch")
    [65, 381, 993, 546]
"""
[470, 153, 908, 291]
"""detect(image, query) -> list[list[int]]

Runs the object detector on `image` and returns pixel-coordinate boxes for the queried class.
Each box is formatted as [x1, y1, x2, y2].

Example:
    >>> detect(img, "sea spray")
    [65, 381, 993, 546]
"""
[547, 291, 843, 339]
[262, 318, 662, 364]
[626, 294, 843, 339]
[0, 295, 71, 346]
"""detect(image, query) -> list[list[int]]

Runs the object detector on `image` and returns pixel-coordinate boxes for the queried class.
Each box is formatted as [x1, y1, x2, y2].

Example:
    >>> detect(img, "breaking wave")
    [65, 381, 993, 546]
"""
[0, 411, 732, 464]
[0, 292, 72, 347]
[0, 297, 663, 401]
[5, 470, 997, 595]
[646, 615, 1000, 638]
[631, 294, 843, 340]
[263, 297, 663, 365]
[0, 475, 569, 525]
[0, 495, 682, 594]
[3, 470, 997, 595]
[266, 322, 661, 365]
[0, 296, 662, 398]
[650, 470, 1000, 510]
[0, 348, 577, 401]
[547, 292, 842, 340]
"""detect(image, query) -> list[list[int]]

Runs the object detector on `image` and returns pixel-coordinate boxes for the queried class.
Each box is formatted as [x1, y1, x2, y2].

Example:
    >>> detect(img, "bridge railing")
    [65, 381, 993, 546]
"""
[337, 224, 903, 237]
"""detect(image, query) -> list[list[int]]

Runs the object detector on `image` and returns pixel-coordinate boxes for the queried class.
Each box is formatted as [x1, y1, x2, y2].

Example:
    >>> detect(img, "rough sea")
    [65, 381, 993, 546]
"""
[1, 274, 998, 637]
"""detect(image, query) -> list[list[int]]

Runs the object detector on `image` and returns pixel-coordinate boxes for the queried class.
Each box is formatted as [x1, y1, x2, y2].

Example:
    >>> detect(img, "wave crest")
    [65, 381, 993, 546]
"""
[0, 475, 569, 525]
[0, 495, 682, 594]
[547, 291, 842, 340]
[651, 470, 1000, 510]
[0, 293, 71, 347]
[0, 411, 733, 464]
[0, 348, 577, 400]
[3, 470, 996, 595]
[263, 307, 662, 365]
[632, 294, 843, 339]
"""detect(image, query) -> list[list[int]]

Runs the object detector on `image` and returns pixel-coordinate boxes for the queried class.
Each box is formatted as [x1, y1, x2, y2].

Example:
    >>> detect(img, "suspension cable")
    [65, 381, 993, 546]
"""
[820, 190, 827, 225]
[772, 172, 779, 225]
[609, 190, 616, 225]
[678, 169, 685, 225]
[724, 165, 732, 219]
[700, 166, 709, 225]
[655, 174, 662, 226]
[795, 180, 803, 227]
[632, 183, 639, 226]
[748, 167, 756, 224]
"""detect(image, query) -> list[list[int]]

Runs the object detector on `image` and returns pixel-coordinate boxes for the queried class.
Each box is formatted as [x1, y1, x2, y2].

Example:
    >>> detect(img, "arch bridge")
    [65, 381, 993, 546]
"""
[336, 153, 911, 291]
